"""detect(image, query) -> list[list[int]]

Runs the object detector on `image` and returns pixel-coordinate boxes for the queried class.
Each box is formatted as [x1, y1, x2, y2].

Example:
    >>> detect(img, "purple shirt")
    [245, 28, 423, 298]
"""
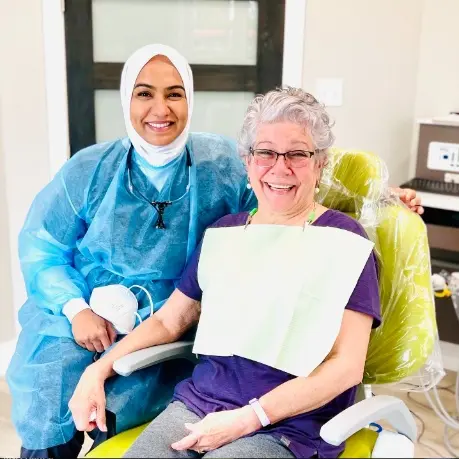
[174, 210, 381, 458]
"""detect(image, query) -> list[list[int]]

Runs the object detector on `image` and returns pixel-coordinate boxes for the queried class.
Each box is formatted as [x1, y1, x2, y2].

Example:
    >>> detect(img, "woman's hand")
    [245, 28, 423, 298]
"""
[72, 309, 117, 352]
[392, 187, 424, 215]
[171, 406, 261, 454]
[68, 362, 110, 432]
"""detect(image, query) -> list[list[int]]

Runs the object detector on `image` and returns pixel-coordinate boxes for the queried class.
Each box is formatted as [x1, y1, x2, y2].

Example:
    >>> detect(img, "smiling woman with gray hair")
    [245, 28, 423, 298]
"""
[70, 87, 384, 458]
[238, 87, 334, 200]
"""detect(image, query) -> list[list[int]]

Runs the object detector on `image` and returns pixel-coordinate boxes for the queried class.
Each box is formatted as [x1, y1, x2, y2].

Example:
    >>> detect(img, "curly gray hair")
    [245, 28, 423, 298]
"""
[238, 87, 335, 166]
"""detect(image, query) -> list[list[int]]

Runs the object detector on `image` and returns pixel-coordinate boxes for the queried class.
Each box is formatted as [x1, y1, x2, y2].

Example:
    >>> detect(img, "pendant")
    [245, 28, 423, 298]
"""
[151, 201, 172, 229]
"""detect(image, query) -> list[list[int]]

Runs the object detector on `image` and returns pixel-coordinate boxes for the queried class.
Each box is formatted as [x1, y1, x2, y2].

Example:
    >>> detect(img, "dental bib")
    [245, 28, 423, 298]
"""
[193, 224, 374, 377]
[89, 284, 154, 335]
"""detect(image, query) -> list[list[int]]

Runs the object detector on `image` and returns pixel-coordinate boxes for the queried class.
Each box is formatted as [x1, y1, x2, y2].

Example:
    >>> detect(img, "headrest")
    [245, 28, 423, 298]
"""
[318, 149, 389, 216]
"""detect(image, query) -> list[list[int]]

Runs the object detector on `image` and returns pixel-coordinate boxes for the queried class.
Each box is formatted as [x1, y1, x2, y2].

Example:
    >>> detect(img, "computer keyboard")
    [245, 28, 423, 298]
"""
[401, 178, 459, 197]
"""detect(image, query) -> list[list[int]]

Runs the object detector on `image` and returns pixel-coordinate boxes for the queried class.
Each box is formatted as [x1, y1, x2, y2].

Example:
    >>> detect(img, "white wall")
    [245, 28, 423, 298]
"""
[0, 112, 15, 344]
[0, 0, 55, 374]
[302, 0, 424, 186]
[414, 0, 459, 119]
[408, 0, 459, 177]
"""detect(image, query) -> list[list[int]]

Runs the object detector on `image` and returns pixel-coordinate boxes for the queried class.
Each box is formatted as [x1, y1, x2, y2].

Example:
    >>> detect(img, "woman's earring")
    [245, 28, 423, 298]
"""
[247, 182, 252, 190]
[315, 183, 320, 194]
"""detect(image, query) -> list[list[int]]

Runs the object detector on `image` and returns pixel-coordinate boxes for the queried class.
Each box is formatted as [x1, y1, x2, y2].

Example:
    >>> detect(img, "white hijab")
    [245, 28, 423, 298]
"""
[120, 44, 194, 167]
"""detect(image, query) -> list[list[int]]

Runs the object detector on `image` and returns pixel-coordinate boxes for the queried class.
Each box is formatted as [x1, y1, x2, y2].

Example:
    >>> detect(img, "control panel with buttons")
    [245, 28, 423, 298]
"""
[428, 142, 459, 172]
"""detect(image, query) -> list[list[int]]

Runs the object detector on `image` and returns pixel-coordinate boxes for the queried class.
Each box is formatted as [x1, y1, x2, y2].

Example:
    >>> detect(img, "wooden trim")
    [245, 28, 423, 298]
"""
[256, 0, 286, 93]
[192, 65, 257, 92]
[64, 0, 96, 154]
[94, 63, 257, 92]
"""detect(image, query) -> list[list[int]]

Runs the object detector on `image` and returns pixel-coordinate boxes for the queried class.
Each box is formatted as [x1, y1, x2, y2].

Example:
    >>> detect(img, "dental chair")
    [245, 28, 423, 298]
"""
[87, 149, 440, 458]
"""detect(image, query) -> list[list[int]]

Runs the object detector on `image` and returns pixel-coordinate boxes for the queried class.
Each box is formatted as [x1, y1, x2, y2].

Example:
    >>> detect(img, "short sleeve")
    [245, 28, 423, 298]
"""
[176, 212, 249, 301]
[345, 250, 381, 328]
[341, 221, 381, 328]
[176, 239, 203, 301]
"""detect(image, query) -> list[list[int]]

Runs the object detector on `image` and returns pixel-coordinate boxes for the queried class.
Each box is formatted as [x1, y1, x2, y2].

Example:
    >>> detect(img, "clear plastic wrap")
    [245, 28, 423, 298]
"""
[317, 148, 444, 391]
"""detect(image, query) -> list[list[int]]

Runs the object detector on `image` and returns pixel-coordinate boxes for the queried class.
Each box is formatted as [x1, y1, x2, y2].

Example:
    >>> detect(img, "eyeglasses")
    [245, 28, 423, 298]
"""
[249, 148, 316, 168]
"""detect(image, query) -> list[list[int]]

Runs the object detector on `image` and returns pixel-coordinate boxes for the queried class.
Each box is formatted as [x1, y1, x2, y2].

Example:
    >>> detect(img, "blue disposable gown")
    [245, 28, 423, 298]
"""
[7, 133, 257, 449]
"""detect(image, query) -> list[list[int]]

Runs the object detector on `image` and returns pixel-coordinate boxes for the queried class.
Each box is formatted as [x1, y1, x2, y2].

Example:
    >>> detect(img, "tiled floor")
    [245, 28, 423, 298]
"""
[0, 373, 458, 458]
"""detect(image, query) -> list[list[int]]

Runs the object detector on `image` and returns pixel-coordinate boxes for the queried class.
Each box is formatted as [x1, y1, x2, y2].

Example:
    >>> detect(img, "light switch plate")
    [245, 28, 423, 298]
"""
[315, 78, 343, 107]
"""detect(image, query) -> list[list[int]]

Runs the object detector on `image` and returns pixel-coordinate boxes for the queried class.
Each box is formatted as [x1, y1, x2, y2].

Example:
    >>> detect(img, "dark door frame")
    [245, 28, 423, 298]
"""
[64, 0, 285, 155]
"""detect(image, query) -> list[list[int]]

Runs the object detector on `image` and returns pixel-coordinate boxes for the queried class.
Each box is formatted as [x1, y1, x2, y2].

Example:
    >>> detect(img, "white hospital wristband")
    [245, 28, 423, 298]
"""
[249, 398, 271, 427]
[62, 298, 90, 323]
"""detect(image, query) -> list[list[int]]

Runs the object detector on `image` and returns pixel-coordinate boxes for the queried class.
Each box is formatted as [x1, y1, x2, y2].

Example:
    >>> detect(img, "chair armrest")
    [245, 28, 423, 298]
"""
[320, 395, 417, 446]
[113, 341, 196, 377]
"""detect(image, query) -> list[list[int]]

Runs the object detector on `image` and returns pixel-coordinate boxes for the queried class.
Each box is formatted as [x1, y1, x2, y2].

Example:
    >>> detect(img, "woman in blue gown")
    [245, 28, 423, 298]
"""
[6, 44, 256, 459]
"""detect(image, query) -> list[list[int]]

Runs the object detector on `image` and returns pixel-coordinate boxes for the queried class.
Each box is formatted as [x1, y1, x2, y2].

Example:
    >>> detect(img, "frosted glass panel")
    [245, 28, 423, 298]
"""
[95, 90, 126, 143]
[95, 90, 254, 143]
[93, 0, 258, 65]
[191, 92, 254, 139]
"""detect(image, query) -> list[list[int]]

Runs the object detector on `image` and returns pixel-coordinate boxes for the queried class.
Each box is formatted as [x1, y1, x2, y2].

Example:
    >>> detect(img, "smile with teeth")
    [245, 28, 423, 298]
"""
[147, 121, 173, 128]
[266, 183, 294, 190]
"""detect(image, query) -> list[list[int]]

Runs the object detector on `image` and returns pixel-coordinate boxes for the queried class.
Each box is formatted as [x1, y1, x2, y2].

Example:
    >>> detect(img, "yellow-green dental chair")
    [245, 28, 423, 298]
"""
[87, 149, 441, 458]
